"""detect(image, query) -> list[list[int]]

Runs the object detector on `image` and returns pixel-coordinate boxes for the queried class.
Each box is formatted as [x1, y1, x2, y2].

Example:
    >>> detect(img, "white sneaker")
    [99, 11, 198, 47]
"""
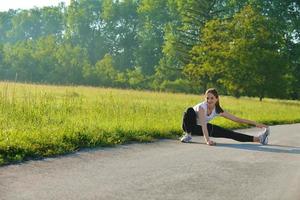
[180, 133, 192, 143]
[259, 127, 270, 145]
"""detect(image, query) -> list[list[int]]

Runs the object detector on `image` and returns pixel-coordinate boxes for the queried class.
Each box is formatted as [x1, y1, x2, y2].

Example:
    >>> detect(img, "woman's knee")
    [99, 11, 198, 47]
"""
[186, 107, 194, 113]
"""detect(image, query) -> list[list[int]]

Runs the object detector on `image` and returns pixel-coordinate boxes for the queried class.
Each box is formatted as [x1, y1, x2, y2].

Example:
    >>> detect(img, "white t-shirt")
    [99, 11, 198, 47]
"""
[193, 101, 219, 124]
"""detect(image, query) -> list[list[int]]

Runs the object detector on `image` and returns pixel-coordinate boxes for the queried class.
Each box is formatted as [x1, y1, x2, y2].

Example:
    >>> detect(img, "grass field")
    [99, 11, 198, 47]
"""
[1, 81, 300, 166]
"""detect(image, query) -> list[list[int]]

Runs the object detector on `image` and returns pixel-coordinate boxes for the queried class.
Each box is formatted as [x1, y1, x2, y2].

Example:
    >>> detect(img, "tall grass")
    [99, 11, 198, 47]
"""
[0, 82, 300, 165]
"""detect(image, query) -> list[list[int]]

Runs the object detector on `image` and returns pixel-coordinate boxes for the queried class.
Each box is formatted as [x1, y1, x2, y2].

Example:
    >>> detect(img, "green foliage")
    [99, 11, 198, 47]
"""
[126, 67, 147, 89]
[0, 0, 299, 99]
[186, 5, 289, 100]
[135, 0, 172, 75]
[0, 10, 16, 43]
[66, 0, 104, 64]
[94, 54, 118, 86]
[102, 0, 139, 71]
[3, 40, 38, 81]
[2, 37, 90, 84]
[4, 6, 64, 43]
[160, 79, 192, 93]
[55, 43, 90, 84]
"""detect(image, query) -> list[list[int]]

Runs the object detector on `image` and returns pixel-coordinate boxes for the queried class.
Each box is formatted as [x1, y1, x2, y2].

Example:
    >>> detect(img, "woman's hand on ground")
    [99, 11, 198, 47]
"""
[207, 140, 216, 146]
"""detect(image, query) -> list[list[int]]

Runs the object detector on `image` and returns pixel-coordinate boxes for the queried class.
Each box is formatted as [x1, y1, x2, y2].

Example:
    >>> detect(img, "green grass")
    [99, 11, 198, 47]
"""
[0, 81, 300, 165]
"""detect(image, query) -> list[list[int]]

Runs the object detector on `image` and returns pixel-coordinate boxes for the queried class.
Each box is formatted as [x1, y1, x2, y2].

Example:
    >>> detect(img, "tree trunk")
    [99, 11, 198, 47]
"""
[259, 90, 264, 101]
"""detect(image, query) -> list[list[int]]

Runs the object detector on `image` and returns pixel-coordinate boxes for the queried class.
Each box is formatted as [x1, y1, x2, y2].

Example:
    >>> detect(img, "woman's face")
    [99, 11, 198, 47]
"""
[205, 92, 218, 106]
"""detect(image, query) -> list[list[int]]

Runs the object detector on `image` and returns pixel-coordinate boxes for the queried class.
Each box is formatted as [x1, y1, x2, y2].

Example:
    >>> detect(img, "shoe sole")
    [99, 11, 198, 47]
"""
[180, 138, 192, 143]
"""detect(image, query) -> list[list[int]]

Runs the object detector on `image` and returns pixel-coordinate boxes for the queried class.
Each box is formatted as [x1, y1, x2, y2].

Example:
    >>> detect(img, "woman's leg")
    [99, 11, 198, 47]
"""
[191, 125, 203, 136]
[180, 107, 198, 142]
[191, 123, 213, 136]
[182, 107, 197, 133]
[210, 124, 254, 142]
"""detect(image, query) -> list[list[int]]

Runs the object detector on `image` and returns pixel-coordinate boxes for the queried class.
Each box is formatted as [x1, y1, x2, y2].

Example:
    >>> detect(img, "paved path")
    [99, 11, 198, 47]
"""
[0, 124, 300, 200]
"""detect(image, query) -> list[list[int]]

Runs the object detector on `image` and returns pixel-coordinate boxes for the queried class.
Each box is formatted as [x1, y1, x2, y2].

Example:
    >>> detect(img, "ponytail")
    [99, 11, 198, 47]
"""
[215, 100, 224, 114]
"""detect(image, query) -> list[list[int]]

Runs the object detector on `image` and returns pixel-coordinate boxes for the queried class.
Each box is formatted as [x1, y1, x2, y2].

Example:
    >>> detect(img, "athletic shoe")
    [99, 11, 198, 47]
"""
[259, 127, 270, 145]
[180, 133, 192, 143]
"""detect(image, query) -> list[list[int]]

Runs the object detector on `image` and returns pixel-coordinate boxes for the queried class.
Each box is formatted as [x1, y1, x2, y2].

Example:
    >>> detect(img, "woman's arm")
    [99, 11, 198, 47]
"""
[199, 108, 216, 145]
[220, 111, 267, 128]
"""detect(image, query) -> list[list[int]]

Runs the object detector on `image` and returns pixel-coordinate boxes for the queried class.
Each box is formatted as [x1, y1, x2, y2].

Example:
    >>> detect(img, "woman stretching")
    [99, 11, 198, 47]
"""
[181, 88, 270, 146]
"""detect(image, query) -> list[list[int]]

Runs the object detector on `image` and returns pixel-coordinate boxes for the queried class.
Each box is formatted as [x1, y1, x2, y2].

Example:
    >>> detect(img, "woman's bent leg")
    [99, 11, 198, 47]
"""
[182, 107, 197, 133]
[210, 124, 254, 142]
[191, 125, 203, 136]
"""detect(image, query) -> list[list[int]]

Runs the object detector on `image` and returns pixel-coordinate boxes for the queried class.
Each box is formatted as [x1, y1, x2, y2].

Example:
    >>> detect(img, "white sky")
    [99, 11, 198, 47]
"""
[0, 0, 70, 12]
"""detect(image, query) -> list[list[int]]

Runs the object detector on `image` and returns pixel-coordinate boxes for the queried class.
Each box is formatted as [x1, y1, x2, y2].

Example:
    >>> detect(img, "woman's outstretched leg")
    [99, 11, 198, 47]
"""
[207, 124, 269, 144]
[210, 124, 254, 142]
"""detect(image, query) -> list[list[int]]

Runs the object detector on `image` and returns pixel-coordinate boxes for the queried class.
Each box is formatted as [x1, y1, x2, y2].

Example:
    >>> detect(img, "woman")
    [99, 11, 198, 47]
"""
[181, 88, 270, 146]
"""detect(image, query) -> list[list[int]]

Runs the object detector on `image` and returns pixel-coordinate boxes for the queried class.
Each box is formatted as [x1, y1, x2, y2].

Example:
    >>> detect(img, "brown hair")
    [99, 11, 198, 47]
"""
[205, 88, 224, 114]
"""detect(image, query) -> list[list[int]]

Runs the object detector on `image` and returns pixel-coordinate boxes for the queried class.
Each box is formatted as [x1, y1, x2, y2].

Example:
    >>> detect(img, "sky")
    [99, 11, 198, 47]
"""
[0, 0, 70, 12]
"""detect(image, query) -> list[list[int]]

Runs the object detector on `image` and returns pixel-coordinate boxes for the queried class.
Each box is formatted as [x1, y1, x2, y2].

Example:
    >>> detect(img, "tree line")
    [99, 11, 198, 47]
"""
[0, 0, 299, 100]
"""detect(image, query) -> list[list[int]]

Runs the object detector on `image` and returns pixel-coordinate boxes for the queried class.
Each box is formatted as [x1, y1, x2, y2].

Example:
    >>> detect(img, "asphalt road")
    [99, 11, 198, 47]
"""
[0, 124, 299, 200]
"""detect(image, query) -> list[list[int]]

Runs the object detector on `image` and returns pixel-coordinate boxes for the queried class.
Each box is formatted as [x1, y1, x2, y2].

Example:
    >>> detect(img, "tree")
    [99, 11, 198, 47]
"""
[39, 5, 65, 39]
[5, 5, 65, 44]
[184, 18, 229, 94]
[94, 54, 118, 86]
[3, 40, 39, 81]
[161, 0, 224, 93]
[0, 10, 16, 43]
[220, 0, 300, 99]
[54, 43, 90, 84]
[135, 0, 171, 75]
[31, 36, 60, 82]
[66, 0, 105, 64]
[126, 66, 147, 89]
[7, 9, 43, 42]
[186, 5, 288, 100]
[102, 0, 139, 71]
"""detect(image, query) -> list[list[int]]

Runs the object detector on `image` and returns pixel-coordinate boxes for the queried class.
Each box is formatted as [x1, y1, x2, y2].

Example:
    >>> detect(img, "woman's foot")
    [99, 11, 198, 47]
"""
[180, 133, 192, 143]
[259, 127, 270, 145]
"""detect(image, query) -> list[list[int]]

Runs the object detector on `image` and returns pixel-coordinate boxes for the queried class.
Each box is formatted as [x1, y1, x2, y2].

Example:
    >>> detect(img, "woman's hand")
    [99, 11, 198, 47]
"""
[255, 123, 268, 128]
[207, 140, 216, 146]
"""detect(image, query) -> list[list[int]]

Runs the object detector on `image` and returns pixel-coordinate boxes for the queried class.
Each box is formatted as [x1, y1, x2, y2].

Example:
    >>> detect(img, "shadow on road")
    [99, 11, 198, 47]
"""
[217, 143, 300, 154]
